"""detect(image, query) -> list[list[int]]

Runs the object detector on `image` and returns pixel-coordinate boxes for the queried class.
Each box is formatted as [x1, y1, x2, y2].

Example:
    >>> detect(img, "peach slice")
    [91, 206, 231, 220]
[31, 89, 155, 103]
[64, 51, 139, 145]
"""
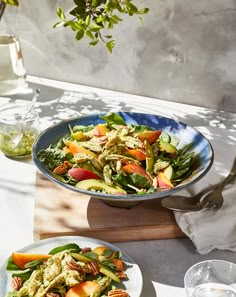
[68, 168, 100, 181]
[122, 164, 152, 184]
[157, 172, 174, 189]
[12, 252, 51, 270]
[93, 124, 109, 136]
[64, 141, 96, 157]
[127, 149, 146, 161]
[139, 130, 161, 144]
[66, 281, 100, 297]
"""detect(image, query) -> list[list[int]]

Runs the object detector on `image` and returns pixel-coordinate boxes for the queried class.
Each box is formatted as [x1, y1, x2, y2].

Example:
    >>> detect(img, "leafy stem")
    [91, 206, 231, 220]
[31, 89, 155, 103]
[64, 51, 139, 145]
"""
[0, 0, 149, 53]
[53, 0, 149, 53]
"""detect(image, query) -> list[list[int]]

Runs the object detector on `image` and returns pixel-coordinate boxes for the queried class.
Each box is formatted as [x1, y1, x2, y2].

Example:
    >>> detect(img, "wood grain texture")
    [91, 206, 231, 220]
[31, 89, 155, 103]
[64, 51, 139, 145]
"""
[34, 172, 185, 242]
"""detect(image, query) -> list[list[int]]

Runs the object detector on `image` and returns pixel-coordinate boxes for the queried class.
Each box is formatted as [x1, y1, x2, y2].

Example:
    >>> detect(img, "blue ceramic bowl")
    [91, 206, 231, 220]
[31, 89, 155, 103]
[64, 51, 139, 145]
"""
[32, 112, 214, 207]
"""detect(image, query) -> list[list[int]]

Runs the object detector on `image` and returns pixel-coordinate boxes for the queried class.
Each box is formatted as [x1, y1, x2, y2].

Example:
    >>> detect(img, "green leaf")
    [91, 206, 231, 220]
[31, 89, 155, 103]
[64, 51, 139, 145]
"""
[139, 8, 149, 14]
[111, 15, 123, 22]
[96, 15, 104, 23]
[24, 259, 44, 269]
[2, 0, 19, 6]
[89, 24, 103, 32]
[89, 39, 99, 46]
[106, 40, 115, 53]
[100, 112, 126, 127]
[53, 21, 62, 28]
[130, 173, 151, 189]
[76, 29, 85, 41]
[12, 269, 32, 281]
[48, 243, 81, 255]
[86, 30, 94, 39]
[56, 7, 65, 20]
[6, 256, 20, 271]
[85, 15, 91, 26]
[67, 21, 84, 31]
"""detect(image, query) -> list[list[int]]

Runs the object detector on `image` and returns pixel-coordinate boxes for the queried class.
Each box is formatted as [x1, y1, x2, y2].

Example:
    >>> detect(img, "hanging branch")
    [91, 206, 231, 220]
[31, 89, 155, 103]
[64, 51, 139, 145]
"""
[53, 0, 149, 53]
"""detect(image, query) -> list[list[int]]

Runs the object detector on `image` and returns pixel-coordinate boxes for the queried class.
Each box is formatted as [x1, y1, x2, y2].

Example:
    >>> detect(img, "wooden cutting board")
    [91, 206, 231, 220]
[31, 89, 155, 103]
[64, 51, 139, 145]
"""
[34, 172, 186, 242]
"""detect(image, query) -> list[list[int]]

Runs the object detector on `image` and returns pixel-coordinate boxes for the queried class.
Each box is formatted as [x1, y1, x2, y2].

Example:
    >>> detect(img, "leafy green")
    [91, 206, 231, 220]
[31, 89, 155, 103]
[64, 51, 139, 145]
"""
[48, 243, 81, 255]
[130, 173, 151, 189]
[12, 269, 33, 281]
[24, 259, 44, 269]
[6, 256, 20, 271]
[37, 146, 66, 171]
[100, 112, 126, 128]
[72, 124, 95, 132]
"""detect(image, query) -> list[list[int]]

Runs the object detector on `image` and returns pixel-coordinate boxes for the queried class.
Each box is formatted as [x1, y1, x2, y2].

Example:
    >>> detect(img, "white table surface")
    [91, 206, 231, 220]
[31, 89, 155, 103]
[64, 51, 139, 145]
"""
[1, 76, 236, 297]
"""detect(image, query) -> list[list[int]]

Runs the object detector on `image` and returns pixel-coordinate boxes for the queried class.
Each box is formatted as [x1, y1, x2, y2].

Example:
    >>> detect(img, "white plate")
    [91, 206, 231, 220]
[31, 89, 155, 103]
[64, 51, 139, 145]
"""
[0, 236, 143, 297]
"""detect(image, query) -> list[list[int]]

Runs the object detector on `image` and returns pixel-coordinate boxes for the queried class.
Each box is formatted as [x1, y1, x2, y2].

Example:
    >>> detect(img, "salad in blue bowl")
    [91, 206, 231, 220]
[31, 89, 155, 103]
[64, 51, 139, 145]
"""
[32, 112, 213, 207]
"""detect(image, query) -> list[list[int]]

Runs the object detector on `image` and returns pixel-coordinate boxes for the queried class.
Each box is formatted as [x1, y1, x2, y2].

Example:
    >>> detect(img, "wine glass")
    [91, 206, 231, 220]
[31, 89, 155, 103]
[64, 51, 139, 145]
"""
[184, 260, 236, 297]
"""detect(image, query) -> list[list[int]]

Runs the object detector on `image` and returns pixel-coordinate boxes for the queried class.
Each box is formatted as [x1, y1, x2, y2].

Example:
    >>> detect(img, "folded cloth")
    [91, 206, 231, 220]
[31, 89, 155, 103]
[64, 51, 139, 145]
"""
[173, 126, 236, 254]
[174, 185, 236, 254]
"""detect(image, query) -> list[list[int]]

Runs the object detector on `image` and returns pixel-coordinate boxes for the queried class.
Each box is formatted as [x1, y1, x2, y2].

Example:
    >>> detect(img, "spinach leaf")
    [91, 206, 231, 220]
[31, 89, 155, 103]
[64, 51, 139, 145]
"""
[6, 256, 21, 271]
[24, 259, 44, 269]
[112, 172, 130, 187]
[48, 243, 81, 255]
[12, 269, 32, 281]
[37, 147, 65, 171]
[130, 124, 153, 133]
[130, 173, 151, 189]
[100, 112, 125, 128]
[72, 124, 94, 132]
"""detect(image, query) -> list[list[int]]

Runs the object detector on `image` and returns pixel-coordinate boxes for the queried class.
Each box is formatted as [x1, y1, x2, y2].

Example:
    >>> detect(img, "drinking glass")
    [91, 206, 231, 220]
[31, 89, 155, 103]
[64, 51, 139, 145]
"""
[0, 102, 39, 158]
[184, 260, 236, 297]
[0, 34, 27, 95]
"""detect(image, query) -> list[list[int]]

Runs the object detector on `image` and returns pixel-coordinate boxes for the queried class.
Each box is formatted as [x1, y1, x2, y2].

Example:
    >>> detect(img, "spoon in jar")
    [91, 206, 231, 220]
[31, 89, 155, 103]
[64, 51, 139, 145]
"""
[22, 88, 40, 123]
[12, 89, 40, 148]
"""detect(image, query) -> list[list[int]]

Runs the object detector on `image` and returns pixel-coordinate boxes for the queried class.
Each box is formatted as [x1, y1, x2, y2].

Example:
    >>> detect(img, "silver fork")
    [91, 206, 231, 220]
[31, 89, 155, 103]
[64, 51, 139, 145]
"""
[199, 157, 236, 210]
[162, 157, 236, 212]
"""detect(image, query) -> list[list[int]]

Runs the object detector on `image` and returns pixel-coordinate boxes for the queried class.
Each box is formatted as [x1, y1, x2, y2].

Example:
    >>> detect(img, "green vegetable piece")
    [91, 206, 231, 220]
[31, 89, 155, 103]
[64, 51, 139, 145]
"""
[144, 140, 154, 172]
[130, 173, 151, 189]
[71, 252, 120, 282]
[159, 132, 171, 143]
[99, 264, 120, 282]
[12, 269, 32, 282]
[24, 259, 44, 269]
[154, 160, 170, 171]
[6, 256, 20, 271]
[71, 252, 93, 262]
[163, 165, 174, 180]
[76, 179, 127, 194]
[170, 135, 180, 147]
[100, 112, 126, 128]
[158, 139, 177, 154]
[48, 243, 81, 255]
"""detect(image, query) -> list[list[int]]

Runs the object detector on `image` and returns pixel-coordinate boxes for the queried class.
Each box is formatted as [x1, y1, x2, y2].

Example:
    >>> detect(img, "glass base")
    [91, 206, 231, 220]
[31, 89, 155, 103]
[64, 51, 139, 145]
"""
[0, 80, 29, 96]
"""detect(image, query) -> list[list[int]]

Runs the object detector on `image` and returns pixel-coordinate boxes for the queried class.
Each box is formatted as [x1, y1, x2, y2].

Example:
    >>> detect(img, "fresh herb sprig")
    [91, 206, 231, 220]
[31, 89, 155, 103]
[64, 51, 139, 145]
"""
[53, 0, 149, 53]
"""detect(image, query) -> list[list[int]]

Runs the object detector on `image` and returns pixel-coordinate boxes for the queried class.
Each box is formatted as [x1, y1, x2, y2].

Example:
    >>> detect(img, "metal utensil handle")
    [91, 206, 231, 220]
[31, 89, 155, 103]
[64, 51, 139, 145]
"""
[218, 157, 236, 190]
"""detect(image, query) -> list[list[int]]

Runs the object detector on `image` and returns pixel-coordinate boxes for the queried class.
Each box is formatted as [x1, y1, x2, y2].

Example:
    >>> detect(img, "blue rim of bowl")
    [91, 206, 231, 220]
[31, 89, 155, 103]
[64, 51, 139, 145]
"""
[32, 112, 214, 202]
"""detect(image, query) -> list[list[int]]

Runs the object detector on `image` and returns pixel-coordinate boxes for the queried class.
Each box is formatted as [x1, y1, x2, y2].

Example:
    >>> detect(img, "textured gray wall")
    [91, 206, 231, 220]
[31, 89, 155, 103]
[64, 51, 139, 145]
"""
[1, 0, 236, 112]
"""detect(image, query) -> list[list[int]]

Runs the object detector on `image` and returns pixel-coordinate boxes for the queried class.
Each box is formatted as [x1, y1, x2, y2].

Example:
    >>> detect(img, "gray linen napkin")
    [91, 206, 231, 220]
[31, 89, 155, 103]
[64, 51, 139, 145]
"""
[173, 126, 236, 254]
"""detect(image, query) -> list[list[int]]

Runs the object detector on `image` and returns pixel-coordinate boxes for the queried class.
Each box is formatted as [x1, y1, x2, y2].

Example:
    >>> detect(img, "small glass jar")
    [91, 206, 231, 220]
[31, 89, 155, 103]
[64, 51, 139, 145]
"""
[0, 102, 39, 158]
